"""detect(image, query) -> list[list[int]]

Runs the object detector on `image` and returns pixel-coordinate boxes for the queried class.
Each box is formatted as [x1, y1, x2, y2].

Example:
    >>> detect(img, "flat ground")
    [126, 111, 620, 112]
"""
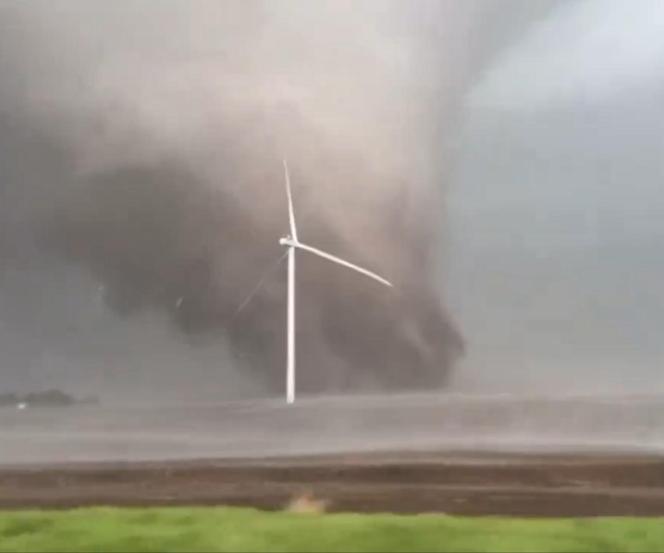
[3, 452, 664, 516]
[4, 394, 664, 517]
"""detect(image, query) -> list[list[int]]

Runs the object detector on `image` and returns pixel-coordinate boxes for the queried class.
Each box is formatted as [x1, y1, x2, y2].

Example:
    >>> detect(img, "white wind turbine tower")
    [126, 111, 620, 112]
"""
[275, 160, 393, 403]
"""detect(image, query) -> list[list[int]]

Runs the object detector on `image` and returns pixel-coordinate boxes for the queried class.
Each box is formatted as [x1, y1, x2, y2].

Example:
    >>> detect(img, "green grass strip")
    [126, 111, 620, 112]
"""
[1, 507, 663, 552]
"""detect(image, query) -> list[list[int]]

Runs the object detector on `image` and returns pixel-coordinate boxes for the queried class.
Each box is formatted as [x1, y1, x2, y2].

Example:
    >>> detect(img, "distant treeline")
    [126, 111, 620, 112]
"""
[0, 390, 98, 408]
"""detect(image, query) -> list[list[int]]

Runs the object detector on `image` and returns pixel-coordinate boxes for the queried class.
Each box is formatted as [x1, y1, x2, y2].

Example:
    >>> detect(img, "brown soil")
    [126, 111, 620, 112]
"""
[3, 451, 664, 516]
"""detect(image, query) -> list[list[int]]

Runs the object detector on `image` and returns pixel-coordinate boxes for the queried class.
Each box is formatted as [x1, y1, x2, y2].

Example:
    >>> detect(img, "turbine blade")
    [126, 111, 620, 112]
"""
[283, 159, 298, 241]
[294, 241, 392, 288]
[232, 251, 288, 319]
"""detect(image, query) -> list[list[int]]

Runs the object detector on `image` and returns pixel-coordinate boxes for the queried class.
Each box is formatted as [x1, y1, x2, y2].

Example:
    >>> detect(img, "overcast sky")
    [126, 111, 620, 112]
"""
[1, 0, 663, 399]
[448, 0, 664, 393]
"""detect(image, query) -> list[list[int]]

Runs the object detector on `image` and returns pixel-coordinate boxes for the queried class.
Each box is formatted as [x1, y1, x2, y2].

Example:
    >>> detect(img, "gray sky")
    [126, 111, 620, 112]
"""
[470, 0, 664, 110]
[2, 0, 662, 399]
[448, 0, 664, 393]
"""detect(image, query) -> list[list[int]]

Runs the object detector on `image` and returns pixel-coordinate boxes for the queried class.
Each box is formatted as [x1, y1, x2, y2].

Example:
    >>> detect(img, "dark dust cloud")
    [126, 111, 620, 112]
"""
[0, 1, 555, 399]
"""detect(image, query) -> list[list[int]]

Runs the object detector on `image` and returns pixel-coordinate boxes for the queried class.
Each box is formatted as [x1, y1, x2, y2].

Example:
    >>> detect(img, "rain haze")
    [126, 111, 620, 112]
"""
[1, 0, 664, 465]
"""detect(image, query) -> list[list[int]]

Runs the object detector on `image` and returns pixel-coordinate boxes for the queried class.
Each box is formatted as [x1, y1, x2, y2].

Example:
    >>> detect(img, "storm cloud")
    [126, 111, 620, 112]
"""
[0, 1, 554, 399]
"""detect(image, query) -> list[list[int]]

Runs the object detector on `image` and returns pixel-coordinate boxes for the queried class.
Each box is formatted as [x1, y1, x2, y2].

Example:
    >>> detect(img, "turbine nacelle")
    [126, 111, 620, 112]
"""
[280, 236, 392, 289]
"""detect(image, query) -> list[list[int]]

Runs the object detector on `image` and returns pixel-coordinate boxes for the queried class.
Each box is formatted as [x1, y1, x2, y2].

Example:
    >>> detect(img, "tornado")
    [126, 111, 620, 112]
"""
[0, 1, 555, 396]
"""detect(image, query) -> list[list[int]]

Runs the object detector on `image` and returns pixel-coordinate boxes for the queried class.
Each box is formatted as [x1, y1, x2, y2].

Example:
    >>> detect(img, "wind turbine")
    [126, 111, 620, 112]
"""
[275, 159, 393, 403]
